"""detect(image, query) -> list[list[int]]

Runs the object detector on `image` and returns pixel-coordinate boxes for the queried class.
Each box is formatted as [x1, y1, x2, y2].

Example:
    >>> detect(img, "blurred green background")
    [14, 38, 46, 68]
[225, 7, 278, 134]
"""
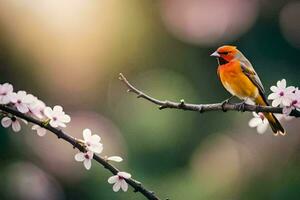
[0, 0, 300, 199]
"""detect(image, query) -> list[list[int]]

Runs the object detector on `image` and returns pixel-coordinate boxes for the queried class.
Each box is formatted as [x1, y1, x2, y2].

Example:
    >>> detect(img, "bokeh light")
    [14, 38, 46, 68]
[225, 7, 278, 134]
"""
[279, 1, 300, 48]
[4, 162, 64, 200]
[160, 0, 259, 45]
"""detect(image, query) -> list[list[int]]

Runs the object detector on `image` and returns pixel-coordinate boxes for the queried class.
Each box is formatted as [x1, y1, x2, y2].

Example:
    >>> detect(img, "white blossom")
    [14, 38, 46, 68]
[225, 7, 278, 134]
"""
[10, 91, 35, 113]
[268, 79, 295, 107]
[248, 112, 269, 134]
[82, 129, 103, 154]
[44, 105, 70, 128]
[0, 83, 13, 104]
[74, 151, 93, 170]
[1, 116, 27, 132]
[108, 172, 131, 192]
[32, 125, 47, 136]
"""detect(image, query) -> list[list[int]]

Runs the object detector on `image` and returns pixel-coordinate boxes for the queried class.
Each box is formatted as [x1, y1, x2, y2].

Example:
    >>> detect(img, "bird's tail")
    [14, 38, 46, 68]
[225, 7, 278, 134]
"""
[255, 95, 285, 135]
[264, 112, 285, 135]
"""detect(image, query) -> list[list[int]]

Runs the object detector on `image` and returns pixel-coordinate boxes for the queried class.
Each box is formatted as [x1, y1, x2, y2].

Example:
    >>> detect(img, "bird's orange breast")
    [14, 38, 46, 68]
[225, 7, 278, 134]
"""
[217, 61, 258, 100]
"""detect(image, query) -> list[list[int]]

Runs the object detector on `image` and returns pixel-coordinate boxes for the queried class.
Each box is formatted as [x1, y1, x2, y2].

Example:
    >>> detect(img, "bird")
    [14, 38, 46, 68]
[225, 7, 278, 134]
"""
[210, 45, 285, 136]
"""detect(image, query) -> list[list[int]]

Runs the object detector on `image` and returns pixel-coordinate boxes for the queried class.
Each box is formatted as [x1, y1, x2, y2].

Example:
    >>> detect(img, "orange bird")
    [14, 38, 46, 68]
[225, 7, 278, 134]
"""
[211, 45, 285, 135]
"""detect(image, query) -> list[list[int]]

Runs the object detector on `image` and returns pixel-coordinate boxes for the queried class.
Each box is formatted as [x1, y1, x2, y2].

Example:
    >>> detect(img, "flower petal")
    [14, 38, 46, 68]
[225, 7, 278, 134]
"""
[53, 105, 63, 113]
[282, 97, 292, 106]
[74, 152, 85, 162]
[43, 107, 53, 119]
[17, 91, 27, 98]
[83, 129, 92, 141]
[9, 93, 17, 103]
[2, 83, 13, 92]
[278, 79, 286, 89]
[84, 159, 92, 170]
[60, 114, 71, 123]
[16, 104, 29, 113]
[270, 86, 278, 93]
[108, 175, 118, 184]
[37, 127, 47, 136]
[257, 123, 268, 134]
[0, 95, 11, 104]
[32, 124, 39, 130]
[49, 120, 59, 128]
[285, 86, 296, 93]
[107, 156, 123, 162]
[272, 98, 282, 107]
[56, 121, 66, 128]
[1, 117, 12, 128]
[120, 179, 128, 192]
[113, 181, 121, 192]
[88, 144, 103, 154]
[283, 106, 293, 115]
[12, 121, 21, 132]
[90, 134, 101, 143]
[268, 93, 278, 100]
[118, 172, 131, 179]
[252, 112, 259, 118]
[249, 118, 262, 127]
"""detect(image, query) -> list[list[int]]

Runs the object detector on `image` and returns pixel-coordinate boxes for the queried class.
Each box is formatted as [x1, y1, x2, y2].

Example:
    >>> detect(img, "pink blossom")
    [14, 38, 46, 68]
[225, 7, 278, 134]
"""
[268, 79, 295, 107]
[32, 125, 47, 136]
[74, 151, 94, 170]
[0, 83, 13, 104]
[10, 91, 35, 113]
[82, 129, 103, 154]
[108, 172, 131, 192]
[1, 116, 27, 132]
[44, 105, 70, 128]
[282, 88, 300, 115]
[248, 112, 268, 134]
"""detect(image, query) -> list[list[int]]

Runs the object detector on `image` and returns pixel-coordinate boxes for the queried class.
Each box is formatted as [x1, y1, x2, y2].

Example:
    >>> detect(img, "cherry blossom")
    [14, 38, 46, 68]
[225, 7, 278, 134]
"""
[31, 100, 46, 119]
[74, 151, 94, 170]
[82, 129, 103, 154]
[32, 125, 47, 136]
[10, 91, 35, 113]
[248, 112, 269, 134]
[28, 98, 46, 119]
[108, 172, 131, 192]
[0, 83, 13, 104]
[44, 105, 71, 128]
[282, 88, 300, 115]
[1, 116, 27, 132]
[268, 79, 295, 107]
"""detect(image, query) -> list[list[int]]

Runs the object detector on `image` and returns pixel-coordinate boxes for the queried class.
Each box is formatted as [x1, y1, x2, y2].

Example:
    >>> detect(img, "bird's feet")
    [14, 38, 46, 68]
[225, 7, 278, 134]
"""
[236, 101, 247, 112]
[221, 96, 234, 112]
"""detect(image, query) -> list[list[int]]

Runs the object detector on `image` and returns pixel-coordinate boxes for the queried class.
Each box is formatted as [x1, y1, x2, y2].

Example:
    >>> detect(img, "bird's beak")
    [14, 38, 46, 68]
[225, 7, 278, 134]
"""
[210, 51, 220, 57]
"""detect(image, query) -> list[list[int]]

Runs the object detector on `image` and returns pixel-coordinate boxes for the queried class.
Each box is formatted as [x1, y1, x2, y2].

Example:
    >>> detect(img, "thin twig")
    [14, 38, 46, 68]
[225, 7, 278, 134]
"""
[0, 104, 161, 200]
[119, 73, 300, 118]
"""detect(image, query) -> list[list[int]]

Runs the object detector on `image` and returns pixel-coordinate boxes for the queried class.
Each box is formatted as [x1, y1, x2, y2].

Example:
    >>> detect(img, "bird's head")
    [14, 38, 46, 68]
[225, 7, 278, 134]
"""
[210, 45, 240, 65]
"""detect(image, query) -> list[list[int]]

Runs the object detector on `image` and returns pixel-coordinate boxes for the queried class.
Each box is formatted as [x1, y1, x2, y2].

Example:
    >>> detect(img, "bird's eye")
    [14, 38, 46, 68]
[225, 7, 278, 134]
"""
[219, 52, 229, 55]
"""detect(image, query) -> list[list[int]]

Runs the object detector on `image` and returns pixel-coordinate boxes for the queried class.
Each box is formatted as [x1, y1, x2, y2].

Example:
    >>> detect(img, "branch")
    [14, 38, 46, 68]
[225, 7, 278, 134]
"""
[0, 104, 161, 200]
[119, 73, 300, 118]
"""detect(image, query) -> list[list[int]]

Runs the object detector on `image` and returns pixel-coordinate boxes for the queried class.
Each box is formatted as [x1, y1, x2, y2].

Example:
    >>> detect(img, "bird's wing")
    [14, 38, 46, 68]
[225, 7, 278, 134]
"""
[240, 61, 265, 94]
